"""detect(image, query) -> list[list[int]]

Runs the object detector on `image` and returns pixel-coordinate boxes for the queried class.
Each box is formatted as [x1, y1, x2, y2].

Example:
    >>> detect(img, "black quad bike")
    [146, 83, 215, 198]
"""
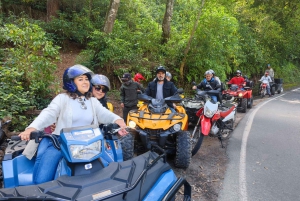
[270, 78, 284, 95]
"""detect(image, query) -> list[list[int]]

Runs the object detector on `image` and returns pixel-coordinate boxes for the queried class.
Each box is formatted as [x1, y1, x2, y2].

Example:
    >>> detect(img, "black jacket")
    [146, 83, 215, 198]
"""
[99, 97, 108, 109]
[120, 81, 144, 107]
[196, 78, 220, 91]
[145, 78, 177, 108]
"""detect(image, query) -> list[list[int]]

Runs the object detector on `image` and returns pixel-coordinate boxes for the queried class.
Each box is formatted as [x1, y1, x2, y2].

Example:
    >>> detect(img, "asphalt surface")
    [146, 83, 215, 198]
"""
[218, 88, 300, 201]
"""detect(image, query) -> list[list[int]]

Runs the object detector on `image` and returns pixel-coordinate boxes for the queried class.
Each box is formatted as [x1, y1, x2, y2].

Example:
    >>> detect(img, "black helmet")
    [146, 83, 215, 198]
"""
[156, 66, 166, 74]
[91, 74, 111, 91]
[63, 64, 93, 92]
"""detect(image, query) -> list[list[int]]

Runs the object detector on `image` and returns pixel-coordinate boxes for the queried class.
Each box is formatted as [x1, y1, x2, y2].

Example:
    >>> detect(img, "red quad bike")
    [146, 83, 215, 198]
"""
[191, 90, 236, 155]
[222, 80, 253, 113]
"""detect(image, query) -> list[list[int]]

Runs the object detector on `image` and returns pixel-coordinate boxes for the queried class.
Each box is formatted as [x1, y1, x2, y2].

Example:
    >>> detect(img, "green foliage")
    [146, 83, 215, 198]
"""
[0, 66, 34, 130]
[1, 0, 300, 96]
[0, 18, 60, 130]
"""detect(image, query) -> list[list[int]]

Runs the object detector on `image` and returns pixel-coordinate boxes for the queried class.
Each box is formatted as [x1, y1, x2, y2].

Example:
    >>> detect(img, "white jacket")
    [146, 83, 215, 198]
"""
[27, 93, 121, 134]
[23, 93, 122, 159]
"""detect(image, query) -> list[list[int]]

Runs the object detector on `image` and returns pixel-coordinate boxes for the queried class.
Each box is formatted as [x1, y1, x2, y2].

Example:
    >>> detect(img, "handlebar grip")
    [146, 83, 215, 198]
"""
[11, 135, 21, 141]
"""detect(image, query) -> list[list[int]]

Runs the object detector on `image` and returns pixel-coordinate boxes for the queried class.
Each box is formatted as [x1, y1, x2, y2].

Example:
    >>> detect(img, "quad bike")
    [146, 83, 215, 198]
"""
[270, 78, 284, 95]
[191, 90, 236, 155]
[0, 124, 191, 200]
[182, 94, 205, 126]
[127, 91, 197, 169]
[222, 80, 253, 113]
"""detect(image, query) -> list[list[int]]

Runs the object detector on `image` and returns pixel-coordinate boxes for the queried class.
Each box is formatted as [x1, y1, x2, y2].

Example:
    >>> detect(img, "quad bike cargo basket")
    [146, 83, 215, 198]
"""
[274, 78, 283, 84]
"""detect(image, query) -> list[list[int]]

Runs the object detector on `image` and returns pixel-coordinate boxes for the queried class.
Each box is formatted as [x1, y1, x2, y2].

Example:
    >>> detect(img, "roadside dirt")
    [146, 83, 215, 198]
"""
[174, 98, 265, 201]
[55, 45, 267, 201]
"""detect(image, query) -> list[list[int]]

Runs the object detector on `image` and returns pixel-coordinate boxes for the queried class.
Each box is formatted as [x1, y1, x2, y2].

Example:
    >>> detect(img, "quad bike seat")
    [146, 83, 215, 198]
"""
[0, 151, 172, 201]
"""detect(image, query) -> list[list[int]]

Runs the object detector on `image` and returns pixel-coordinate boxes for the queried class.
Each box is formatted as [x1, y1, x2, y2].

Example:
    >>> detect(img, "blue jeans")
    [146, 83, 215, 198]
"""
[211, 96, 218, 103]
[169, 107, 176, 113]
[33, 137, 62, 184]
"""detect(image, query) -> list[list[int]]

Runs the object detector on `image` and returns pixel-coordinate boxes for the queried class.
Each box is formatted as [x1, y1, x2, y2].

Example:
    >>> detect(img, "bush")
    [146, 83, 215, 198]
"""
[0, 18, 60, 131]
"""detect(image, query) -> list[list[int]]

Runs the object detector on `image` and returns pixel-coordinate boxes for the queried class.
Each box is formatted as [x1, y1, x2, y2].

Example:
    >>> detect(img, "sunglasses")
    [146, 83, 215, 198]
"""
[94, 85, 108, 93]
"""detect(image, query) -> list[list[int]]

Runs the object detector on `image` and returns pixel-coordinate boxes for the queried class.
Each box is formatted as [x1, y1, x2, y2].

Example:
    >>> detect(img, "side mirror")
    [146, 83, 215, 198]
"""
[191, 81, 196, 86]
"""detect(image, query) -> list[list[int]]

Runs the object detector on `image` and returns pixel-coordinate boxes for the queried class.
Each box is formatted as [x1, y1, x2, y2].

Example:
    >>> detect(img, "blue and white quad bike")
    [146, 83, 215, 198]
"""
[0, 124, 191, 201]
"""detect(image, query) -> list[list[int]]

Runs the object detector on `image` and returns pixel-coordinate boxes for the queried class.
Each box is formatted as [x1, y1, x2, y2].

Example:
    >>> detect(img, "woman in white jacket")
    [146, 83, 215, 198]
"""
[19, 64, 127, 184]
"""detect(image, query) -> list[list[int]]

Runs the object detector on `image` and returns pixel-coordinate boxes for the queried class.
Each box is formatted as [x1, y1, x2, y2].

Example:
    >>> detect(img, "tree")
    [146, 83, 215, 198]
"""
[47, 0, 60, 22]
[179, 0, 205, 82]
[104, 0, 120, 34]
[162, 0, 174, 44]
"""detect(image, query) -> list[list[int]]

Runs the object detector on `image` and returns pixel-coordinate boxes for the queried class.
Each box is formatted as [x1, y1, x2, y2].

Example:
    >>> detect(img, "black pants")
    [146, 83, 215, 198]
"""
[123, 105, 137, 124]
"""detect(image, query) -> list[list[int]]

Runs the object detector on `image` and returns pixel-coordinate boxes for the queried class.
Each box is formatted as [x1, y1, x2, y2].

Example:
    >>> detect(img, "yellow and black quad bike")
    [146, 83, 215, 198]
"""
[127, 92, 193, 168]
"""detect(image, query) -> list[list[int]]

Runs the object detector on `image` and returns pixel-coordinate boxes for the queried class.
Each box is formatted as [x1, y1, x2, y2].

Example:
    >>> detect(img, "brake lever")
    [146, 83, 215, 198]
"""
[111, 127, 129, 134]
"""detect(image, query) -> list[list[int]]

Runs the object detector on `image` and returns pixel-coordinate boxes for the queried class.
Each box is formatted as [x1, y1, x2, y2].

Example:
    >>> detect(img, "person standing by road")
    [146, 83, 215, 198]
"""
[120, 73, 144, 123]
[265, 64, 274, 82]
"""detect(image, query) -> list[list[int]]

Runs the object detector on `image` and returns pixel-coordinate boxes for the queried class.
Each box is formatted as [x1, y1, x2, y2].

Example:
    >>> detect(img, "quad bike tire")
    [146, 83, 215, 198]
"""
[174, 131, 192, 168]
[271, 86, 275, 95]
[260, 89, 266, 98]
[240, 98, 247, 113]
[191, 130, 204, 156]
[247, 95, 253, 109]
[120, 133, 134, 161]
[278, 87, 283, 94]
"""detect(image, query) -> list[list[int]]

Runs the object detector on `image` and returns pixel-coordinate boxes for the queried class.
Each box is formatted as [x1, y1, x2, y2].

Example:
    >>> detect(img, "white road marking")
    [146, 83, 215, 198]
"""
[239, 93, 286, 201]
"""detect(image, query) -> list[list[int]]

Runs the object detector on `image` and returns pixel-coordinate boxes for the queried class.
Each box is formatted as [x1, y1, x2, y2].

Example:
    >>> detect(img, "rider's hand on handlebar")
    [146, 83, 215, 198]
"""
[114, 119, 128, 136]
[19, 127, 36, 141]
[192, 86, 197, 90]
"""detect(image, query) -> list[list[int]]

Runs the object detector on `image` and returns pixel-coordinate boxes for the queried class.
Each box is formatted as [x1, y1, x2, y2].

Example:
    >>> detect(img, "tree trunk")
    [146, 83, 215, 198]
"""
[47, 0, 60, 22]
[179, 0, 205, 82]
[162, 0, 174, 44]
[0, 0, 2, 16]
[103, 0, 120, 34]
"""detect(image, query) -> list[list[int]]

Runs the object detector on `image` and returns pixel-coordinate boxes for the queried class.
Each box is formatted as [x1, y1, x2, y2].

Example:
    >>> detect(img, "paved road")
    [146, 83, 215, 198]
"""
[218, 88, 300, 201]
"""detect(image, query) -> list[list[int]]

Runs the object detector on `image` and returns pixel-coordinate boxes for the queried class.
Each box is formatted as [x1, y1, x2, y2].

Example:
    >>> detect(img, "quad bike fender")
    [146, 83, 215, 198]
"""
[243, 90, 252, 99]
[200, 115, 211, 136]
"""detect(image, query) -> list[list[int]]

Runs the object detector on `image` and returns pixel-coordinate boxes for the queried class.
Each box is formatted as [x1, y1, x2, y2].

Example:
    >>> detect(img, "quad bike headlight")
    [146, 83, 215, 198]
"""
[238, 93, 243, 97]
[128, 121, 137, 129]
[173, 124, 181, 132]
[70, 140, 101, 160]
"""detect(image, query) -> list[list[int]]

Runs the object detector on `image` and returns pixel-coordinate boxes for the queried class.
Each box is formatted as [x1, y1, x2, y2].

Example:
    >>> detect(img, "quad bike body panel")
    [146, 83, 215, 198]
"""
[0, 124, 192, 200]
[128, 93, 192, 168]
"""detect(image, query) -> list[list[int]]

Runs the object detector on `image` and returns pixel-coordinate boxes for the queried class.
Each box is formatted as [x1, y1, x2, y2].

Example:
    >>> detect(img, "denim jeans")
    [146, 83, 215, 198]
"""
[33, 136, 62, 184]
[211, 96, 218, 103]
